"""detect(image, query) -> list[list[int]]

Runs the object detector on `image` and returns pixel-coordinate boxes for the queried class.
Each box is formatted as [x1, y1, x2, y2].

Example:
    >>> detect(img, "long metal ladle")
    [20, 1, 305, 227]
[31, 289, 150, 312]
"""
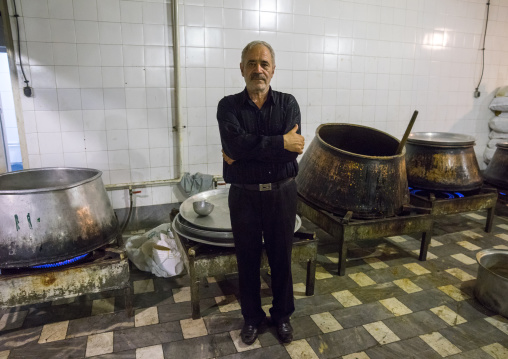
[396, 110, 419, 155]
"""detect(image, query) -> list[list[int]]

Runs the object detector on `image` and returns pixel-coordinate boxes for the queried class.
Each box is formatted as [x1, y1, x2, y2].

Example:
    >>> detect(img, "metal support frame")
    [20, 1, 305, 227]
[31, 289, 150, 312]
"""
[297, 196, 433, 276]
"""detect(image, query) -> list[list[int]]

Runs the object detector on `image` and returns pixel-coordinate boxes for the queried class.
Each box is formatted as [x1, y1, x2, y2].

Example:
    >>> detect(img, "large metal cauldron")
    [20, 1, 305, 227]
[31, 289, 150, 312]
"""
[296, 124, 409, 219]
[475, 249, 508, 318]
[483, 142, 508, 190]
[405, 132, 483, 192]
[0, 168, 118, 268]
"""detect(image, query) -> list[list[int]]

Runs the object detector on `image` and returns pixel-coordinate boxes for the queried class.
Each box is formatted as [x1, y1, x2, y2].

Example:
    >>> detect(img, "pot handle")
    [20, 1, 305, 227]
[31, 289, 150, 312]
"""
[396, 110, 419, 155]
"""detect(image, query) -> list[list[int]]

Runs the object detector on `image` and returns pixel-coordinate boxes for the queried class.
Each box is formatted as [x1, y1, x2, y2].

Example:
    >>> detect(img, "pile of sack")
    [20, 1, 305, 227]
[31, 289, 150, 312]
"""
[485, 86, 508, 164]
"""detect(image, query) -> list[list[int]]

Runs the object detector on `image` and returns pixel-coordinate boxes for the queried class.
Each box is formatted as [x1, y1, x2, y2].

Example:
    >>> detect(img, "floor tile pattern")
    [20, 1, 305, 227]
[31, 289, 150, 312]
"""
[2, 205, 508, 358]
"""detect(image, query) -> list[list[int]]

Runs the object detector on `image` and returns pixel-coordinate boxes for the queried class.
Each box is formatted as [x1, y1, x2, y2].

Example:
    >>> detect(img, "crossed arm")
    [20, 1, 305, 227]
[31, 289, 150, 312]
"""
[217, 99, 305, 165]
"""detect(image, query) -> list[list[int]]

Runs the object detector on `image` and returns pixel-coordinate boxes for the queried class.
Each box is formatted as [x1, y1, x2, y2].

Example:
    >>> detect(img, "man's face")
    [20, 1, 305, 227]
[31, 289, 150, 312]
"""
[240, 45, 275, 94]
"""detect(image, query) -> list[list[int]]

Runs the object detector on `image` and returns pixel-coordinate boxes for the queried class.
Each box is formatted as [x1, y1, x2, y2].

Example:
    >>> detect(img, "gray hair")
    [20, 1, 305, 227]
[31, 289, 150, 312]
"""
[241, 41, 276, 66]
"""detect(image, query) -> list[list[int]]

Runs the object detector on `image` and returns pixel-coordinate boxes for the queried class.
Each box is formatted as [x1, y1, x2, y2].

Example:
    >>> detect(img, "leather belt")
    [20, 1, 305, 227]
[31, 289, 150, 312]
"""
[232, 177, 294, 191]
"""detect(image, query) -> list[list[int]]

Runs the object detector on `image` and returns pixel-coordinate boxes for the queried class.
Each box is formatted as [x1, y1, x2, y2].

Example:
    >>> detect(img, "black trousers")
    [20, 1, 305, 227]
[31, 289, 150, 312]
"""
[228, 179, 297, 325]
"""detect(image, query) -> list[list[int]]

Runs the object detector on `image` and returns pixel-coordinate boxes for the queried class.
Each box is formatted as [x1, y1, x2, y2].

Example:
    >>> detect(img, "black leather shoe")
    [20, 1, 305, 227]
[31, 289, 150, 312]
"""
[277, 321, 293, 343]
[240, 323, 259, 345]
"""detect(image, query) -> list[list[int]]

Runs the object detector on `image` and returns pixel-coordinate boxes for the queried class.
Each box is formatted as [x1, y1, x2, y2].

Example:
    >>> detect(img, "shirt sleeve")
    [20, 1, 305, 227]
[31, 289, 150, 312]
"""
[217, 98, 283, 161]
[258, 96, 300, 163]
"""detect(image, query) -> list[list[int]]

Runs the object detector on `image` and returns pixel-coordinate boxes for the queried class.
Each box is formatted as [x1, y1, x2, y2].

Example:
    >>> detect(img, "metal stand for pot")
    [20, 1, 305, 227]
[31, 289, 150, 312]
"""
[0, 244, 133, 317]
[409, 186, 497, 233]
[297, 195, 434, 276]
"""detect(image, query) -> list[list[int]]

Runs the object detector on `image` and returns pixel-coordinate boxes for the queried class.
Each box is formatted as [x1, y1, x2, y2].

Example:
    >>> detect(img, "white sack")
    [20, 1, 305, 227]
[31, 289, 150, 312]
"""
[489, 130, 508, 139]
[125, 223, 184, 277]
[483, 146, 496, 164]
[489, 116, 508, 133]
[489, 97, 508, 112]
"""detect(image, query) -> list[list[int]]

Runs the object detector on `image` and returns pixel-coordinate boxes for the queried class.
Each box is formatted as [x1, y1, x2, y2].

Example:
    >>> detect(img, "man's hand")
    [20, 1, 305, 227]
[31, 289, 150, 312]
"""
[222, 150, 235, 165]
[283, 124, 305, 154]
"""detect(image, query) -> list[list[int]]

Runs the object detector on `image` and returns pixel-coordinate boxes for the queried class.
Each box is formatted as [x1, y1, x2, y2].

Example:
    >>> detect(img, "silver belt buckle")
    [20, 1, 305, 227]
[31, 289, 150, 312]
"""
[259, 183, 272, 191]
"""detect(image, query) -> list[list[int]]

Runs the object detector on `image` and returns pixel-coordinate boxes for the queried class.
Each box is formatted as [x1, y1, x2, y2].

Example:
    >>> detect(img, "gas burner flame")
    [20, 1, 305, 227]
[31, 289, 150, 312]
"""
[30, 253, 90, 269]
[500, 192, 507, 196]
[410, 189, 463, 199]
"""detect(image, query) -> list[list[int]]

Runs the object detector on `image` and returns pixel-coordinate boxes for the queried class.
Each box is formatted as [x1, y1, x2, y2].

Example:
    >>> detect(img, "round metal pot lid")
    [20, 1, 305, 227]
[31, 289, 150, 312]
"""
[407, 132, 476, 146]
[496, 142, 508, 149]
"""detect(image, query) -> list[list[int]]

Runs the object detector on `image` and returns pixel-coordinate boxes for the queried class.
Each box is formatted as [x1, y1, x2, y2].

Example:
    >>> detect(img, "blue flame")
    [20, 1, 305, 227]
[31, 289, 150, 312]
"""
[500, 192, 506, 196]
[454, 192, 465, 198]
[31, 253, 90, 269]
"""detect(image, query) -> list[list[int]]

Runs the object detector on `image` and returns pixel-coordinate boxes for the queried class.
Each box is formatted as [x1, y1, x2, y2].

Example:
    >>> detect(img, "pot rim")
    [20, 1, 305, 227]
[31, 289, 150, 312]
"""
[476, 248, 508, 281]
[0, 167, 102, 194]
[315, 123, 405, 160]
[496, 142, 508, 149]
[407, 132, 476, 147]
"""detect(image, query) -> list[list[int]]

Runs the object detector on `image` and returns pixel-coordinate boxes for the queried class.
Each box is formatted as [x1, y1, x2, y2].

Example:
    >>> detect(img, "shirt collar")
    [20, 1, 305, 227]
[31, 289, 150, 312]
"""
[241, 87, 278, 106]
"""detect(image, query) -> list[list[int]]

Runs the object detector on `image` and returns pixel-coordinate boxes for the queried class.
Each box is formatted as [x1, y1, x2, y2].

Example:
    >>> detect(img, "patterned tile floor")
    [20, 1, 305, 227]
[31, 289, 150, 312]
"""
[2, 203, 508, 358]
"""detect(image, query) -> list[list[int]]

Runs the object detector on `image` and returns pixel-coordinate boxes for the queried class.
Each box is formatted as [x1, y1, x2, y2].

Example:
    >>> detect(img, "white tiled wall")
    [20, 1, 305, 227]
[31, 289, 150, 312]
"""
[8, 0, 508, 209]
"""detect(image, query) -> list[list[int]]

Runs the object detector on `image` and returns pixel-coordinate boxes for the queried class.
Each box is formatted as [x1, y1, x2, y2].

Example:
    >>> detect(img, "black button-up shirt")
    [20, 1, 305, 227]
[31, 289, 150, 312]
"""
[217, 87, 301, 184]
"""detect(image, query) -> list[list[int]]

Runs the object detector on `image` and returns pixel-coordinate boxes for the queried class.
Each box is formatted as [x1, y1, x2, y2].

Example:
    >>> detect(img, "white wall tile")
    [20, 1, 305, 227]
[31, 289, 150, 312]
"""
[30, 66, 57, 88]
[55, 66, 80, 88]
[77, 44, 101, 66]
[84, 131, 108, 151]
[129, 148, 150, 167]
[52, 43, 78, 65]
[83, 110, 106, 131]
[50, 19, 76, 43]
[124, 67, 146, 87]
[34, 89, 59, 111]
[122, 23, 144, 45]
[81, 89, 104, 110]
[142, 2, 165, 25]
[107, 130, 129, 151]
[27, 42, 53, 66]
[123, 45, 145, 66]
[48, 0, 74, 20]
[86, 150, 109, 170]
[120, 1, 142, 23]
[127, 109, 148, 129]
[38, 132, 63, 154]
[100, 45, 124, 66]
[75, 21, 100, 44]
[99, 22, 123, 44]
[64, 152, 87, 167]
[41, 153, 65, 167]
[60, 110, 83, 131]
[98, 0, 121, 23]
[73, 0, 98, 21]
[57, 89, 82, 110]
[62, 131, 85, 152]
[125, 88, 147, 108]
[145, 46, 166, 67]
[144, 24, 165, 46]
[105, 109, 127, 130]
[145, 67, 167, 87]
[24, 18, 51, 42]
[104, 88, 127, 109]
[79, 67, 103, 88]
[102, 67, 125, 88]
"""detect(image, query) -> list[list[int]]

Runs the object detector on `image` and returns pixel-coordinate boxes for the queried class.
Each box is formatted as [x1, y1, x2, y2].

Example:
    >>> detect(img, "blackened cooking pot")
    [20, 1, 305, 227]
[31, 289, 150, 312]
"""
[296, 123, 409, 219]
[0, 167, 118, 268]
[405, 132, 483, 192]
[483, 142, 508, 190]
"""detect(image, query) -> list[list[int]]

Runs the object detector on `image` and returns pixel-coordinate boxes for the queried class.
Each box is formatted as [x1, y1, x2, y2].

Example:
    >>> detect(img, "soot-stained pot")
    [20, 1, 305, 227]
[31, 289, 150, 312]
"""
[483, 142, 508, 190]
[405, 132, 483, 192]
[296, 123, 409, 219]
[0, 167, 118, 268]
